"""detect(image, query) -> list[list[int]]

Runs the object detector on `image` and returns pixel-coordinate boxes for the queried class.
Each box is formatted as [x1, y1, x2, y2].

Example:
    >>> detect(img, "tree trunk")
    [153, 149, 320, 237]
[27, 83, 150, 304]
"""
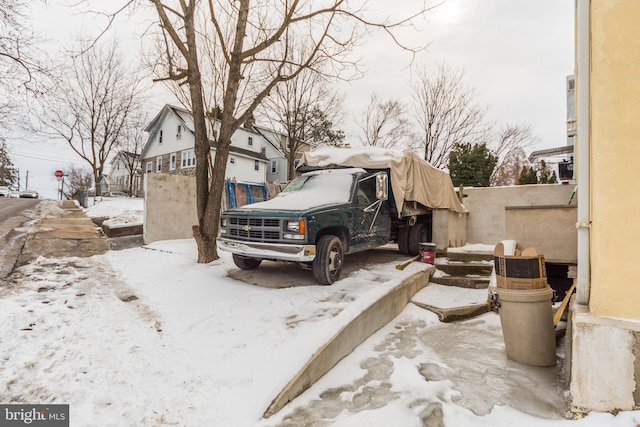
[192, 225, 216, 263]
[178, 1, 218, 263]
[94, 170, 102, 196]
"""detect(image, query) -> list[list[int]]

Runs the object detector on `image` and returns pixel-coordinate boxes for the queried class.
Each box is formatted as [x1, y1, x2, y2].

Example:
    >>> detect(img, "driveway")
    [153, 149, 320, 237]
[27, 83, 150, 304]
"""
[228, 244, 413, 288]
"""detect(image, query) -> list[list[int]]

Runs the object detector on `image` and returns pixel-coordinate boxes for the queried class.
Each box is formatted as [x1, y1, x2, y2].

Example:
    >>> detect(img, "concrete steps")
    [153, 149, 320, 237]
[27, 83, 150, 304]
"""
[432, 250, 495, 289]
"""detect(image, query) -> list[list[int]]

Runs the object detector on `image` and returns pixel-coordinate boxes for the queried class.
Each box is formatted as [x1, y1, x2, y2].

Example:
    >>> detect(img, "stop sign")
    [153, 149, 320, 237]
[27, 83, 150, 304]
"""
[54, 170, 64, 178]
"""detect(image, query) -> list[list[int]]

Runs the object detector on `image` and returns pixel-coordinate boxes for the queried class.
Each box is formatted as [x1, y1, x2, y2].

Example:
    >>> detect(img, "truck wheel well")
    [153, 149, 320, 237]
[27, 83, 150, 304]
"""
[315, 227, 349, 251]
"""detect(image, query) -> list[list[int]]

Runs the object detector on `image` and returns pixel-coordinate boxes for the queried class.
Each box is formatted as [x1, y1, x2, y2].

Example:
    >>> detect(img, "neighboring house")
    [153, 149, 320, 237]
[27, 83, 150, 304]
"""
[254, 125, 313, 184]
[140, 104, 301, 185]
[525, 74, 577, 185]
[108, 151, 143, 196]
[567, 0, 640, 414]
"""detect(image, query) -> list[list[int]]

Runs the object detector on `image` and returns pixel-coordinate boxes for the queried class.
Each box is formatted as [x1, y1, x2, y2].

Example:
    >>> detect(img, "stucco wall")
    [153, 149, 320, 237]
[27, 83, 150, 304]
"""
[143, 173, 198, 244]
[589, 0, 640, 319]
[569, 300, 640, 412]
[462, 185, 577, 262]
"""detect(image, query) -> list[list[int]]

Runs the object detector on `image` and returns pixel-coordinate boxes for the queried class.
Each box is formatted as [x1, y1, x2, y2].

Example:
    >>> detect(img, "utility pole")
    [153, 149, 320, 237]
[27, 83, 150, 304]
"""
[25, 170, 29, 190]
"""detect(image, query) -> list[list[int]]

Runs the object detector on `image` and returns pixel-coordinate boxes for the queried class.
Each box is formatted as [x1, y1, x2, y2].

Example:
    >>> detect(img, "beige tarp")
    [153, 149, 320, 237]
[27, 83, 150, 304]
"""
[297, 146, 467, 215]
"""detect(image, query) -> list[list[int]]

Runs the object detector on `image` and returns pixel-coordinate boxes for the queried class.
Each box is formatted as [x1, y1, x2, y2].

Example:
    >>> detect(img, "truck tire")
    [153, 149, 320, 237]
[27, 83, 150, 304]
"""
[232, 254, 262, 270]
[313, 235, 343, 285]
[397, 226, 411, 255]
[408, 222, 430, 256]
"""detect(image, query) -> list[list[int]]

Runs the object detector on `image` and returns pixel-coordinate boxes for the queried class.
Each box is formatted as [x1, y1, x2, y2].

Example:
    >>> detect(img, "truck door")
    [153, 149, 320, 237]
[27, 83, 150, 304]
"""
[351, 174, 391, 251]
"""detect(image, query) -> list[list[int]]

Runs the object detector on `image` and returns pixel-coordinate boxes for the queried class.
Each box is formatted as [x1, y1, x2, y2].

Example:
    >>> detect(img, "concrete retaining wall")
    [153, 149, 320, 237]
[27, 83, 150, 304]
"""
[144, 174, 198, 244]
[462, 184, 577, 262]
[263, 266, 433, 418]
[143, 174, 578, 262]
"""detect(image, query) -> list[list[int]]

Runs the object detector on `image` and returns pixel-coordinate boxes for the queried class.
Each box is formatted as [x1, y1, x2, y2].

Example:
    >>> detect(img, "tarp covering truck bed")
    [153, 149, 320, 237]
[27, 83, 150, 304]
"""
[296, 146, 467, 215]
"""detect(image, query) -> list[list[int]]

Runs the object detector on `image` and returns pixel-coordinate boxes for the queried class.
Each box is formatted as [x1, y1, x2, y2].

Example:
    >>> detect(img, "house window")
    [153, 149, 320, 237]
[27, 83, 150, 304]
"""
[177, 125, 182, 139]
[230, 157, 235, 165]
[146, 162, 152, 173]
[270, 160, 277, 174]
[248, 136, 253, 146]
[261, 147, 266, 155]
[181, 149, 196, 168]
[159, 130, 163, 144]
[156, 156, 162, 173]
[170, 153, 177, 170]
[254, 160, 259, 171]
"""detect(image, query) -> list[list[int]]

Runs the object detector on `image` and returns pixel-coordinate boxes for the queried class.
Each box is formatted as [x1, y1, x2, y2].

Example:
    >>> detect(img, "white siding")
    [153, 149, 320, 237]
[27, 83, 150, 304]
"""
[145, 113, 193, 158]
[226, 154, 266, 183]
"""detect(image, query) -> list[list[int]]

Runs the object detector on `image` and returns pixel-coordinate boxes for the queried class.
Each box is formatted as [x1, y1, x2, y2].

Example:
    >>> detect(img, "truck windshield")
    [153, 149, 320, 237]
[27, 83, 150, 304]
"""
[232, 170, 353, 210]
[281, 171, 354, 203]
[239, 169, 357, 210]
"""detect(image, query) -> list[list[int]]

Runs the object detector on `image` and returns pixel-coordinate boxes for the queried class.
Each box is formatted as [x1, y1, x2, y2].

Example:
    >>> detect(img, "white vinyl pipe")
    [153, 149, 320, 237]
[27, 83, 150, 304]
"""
[576, 0, 591, 305]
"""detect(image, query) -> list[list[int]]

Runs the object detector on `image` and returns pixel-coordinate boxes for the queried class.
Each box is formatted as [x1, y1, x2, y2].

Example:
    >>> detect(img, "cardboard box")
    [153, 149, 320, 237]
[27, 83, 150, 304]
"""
[494, 254, 547, 279]
[494, 243, 548, 290]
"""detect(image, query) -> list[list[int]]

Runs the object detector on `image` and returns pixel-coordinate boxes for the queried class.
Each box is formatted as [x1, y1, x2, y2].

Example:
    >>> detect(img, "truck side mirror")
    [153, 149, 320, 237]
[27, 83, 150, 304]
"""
[375, 173, 388, 201]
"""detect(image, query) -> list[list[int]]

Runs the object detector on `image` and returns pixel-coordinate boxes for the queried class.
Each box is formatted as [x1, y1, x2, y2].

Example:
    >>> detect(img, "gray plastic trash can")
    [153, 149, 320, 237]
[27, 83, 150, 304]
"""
[496, 286, 556, 367]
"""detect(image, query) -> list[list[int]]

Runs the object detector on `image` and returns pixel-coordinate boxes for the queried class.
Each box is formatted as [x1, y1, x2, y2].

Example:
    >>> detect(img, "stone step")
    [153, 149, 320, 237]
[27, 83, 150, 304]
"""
[430, 275, 491, 289]
[444, 251, 495, 263]
[435, 262, 493, 277]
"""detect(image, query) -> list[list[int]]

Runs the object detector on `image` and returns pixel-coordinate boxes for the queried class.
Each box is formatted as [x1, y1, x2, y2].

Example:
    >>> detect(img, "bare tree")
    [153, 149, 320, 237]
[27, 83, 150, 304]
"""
[492, 123, 538, 159]
[0, 0, 47, 90]
[35, 39, 146, 196]
[145, 0, 433, 263]
[357, 94, 415, 150]
[261, 66, 345, 180]
[0, 0, 49, 133]
[117, 109, 149, 196]
[412, 63, 493, 168]
[64, 165, 94, 198]
[489, 123, 538, 186]
[489, 146, 528, 186]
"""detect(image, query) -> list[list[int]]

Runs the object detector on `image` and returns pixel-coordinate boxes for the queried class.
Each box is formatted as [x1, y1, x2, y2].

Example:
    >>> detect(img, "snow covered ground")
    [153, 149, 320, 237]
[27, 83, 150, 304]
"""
[0, 198, 638, 426]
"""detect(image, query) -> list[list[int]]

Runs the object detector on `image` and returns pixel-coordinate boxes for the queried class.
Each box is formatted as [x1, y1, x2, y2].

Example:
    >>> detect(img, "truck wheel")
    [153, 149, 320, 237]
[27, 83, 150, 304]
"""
[313, 235, 343, 285]
[397, 227, 411, 255]
[408, 223, 430, 256]
[232, 254, 262, 270]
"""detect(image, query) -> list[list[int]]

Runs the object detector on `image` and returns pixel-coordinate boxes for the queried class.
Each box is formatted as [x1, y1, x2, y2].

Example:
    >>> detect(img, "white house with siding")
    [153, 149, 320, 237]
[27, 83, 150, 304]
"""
[140, 104, 280, 185]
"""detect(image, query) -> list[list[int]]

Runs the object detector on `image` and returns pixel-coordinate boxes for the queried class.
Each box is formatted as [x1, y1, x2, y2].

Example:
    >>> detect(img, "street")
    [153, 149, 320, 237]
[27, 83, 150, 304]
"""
[0, 198, 41, 278]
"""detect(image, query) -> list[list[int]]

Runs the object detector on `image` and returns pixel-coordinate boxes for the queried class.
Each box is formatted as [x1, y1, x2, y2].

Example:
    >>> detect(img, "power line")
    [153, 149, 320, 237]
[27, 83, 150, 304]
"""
[10, 150, 92, 167]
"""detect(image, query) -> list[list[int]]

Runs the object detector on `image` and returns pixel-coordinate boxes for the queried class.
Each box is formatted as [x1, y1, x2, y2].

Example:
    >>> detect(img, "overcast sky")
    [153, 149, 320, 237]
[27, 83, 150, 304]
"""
[7, 0, 574, 199]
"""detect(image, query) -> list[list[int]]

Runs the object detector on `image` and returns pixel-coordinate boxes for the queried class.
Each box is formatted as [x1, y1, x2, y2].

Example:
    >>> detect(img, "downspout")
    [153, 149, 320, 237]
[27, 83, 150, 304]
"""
[576, 0, 591, 305]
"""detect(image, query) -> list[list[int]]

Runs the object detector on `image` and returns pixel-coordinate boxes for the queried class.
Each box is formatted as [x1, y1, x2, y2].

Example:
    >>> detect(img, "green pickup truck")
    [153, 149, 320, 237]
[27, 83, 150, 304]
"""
[217, 147, 466, 284]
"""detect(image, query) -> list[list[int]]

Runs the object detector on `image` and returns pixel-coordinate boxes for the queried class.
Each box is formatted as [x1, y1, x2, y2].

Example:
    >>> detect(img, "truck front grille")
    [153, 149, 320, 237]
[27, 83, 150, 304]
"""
[225, 217, 290, 243]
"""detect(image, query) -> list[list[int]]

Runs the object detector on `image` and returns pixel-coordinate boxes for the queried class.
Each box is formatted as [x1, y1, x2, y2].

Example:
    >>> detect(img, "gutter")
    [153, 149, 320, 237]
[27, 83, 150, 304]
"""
[576, 0, 591, 305]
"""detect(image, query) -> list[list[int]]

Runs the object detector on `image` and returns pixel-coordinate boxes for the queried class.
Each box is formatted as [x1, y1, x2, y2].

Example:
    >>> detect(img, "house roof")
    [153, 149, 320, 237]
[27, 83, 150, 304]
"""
[528, 145, 574, 162]
[140, 104, 270, 162]
[109, 151, 141, 167]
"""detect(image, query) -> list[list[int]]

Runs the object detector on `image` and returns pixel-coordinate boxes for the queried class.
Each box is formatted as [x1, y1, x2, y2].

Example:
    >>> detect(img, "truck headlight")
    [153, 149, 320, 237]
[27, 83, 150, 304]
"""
[286, 220, 304, 233]
[284, 220, 305, 240]
[221, 218, 227, 227]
